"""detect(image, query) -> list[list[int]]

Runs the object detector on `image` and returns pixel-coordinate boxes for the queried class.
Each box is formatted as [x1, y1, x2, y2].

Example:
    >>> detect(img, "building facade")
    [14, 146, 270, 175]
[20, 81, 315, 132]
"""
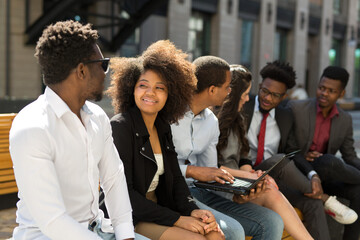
[1, 0, 360, 103]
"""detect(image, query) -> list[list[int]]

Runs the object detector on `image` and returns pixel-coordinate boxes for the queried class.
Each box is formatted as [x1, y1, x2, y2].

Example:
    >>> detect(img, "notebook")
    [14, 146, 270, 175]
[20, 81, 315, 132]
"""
[194, 150, 300, 195]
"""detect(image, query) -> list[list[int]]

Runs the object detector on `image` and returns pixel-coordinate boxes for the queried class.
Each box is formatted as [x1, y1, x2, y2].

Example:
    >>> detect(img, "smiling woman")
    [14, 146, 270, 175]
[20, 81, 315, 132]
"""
[106, 40, 224, 240]
[133, 71, 168, 118]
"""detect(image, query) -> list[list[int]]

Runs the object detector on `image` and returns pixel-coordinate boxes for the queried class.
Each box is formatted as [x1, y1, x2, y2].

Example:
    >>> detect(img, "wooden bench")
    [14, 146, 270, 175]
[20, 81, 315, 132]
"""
[0, 113, 17, 195]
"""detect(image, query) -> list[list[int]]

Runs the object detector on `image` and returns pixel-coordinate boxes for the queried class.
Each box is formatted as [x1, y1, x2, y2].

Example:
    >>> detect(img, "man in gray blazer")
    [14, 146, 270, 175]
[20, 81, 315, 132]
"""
[288, 66, 360, 240]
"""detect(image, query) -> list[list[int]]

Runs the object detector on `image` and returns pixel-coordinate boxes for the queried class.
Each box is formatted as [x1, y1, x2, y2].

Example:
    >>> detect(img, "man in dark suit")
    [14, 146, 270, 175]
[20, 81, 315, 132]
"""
[242, 61, 355, 240]
[288, 66, 360, 240]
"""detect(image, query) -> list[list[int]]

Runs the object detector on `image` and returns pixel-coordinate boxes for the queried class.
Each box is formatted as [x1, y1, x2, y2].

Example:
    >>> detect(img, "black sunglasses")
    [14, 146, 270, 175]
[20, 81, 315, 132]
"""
[83, 58, 110, 73]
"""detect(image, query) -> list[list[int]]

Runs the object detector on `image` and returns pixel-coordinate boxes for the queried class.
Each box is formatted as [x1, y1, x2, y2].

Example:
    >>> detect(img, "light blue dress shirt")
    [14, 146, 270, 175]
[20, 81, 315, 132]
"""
[171, 108, 220, 185]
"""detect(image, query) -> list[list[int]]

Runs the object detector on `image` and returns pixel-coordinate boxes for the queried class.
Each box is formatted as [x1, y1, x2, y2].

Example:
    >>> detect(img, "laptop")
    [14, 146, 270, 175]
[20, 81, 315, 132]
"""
[194, 150, 301, 195]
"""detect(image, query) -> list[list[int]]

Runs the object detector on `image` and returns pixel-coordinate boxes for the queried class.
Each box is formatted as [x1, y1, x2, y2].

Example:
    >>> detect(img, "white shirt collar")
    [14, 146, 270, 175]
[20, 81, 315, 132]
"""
[254, 95, 276, 118]
[186, 108, 208, 120]
[45, 86, 93, 118]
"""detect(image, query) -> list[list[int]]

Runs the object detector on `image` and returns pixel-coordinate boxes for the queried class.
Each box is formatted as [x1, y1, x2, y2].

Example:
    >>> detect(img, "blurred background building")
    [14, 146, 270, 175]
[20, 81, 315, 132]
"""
[1, 0, 359, 113]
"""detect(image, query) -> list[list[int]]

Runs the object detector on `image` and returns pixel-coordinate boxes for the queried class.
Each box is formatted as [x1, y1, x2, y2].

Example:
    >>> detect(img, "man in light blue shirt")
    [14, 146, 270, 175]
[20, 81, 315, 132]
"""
[171, 56, 284, 240]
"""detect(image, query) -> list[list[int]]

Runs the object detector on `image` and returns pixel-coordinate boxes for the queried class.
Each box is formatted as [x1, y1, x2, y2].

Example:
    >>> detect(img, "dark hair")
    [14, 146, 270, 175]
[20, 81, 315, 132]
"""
[216, 65, 252, 157]
[193, 56, 230, 93]
[321, 66, 349, 89]
[260, 61, 296, 89]
[107, 40, 197, 124]
[34, 20, 99, 85]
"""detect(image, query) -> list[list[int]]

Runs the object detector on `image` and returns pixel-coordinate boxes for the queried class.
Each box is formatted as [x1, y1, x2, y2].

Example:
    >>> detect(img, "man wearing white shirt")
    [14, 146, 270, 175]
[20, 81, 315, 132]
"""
[9, 20, 140, 240]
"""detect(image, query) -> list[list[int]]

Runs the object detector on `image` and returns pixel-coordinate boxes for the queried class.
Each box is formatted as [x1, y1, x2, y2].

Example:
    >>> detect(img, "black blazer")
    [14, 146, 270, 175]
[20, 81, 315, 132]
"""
[110, 106, 198, 226]
[242, 96, 304, 166]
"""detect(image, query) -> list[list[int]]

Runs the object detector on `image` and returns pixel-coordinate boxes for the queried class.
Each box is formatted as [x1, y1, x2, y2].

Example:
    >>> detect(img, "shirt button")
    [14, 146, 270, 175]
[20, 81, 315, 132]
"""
[141, 147, 145, 151]
[167, 146, 170, 149]
[136, 133, 139, 137]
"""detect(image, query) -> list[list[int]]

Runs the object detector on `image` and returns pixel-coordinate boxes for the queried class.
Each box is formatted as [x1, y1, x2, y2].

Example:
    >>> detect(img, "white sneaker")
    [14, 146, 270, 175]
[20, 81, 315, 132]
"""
[324, 196, 358, 224]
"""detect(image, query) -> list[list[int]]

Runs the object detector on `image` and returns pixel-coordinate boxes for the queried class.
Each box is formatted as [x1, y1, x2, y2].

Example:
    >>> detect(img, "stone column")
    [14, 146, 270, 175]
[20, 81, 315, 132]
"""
[253, 0, 277, 90]
[167, 0, 191, 52]
[289, 0, 309, 87]
[342, 0, 358, 98]
[308, 0, 333, 97]
[210, 0, 239, 64]
[139, 15, 167, 53]
[0, 0, 7, 97]
[10, 0, 42, 99]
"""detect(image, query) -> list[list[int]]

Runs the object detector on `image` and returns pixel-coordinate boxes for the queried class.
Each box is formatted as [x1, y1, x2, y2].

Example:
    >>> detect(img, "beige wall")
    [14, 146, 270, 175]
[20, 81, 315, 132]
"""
[210, 0, 239, 64]
[3, 0, 360, 100]
[342, 0, 358, 98]
[0, 0, 6, 98]
[168, 0, 191, 52]
[5, 0, 42, 99]
[252, 0, 277, 90]
[288, 0, 309, 87]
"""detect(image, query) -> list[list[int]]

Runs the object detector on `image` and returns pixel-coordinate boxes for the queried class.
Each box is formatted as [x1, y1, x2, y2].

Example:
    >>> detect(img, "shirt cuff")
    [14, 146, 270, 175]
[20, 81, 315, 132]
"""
[307, 170, 318, 180]
[114, 222, 135, 239]
[179, 164, 188, 178]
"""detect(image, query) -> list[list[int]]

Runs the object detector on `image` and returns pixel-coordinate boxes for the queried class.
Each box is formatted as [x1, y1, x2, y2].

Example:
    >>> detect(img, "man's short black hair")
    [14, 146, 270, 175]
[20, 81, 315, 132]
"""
[35, 20, 99, 85]
[193, 56, 230, 93]
[321, 66, 349, 89]
[260, 60, 296, 89]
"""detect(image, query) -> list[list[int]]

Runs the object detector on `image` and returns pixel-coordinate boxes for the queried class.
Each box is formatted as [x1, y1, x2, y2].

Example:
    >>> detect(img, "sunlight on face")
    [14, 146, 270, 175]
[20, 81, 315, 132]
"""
[134, 70, 168, 118]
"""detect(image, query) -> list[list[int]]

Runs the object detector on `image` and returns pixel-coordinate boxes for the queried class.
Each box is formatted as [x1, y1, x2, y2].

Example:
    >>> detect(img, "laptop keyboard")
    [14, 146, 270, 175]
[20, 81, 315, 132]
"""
[227, 178, 252, 188]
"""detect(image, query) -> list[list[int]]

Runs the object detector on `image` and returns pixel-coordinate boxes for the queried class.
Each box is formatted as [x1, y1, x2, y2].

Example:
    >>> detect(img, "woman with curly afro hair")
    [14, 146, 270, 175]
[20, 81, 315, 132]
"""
[107, 40, 223, 240]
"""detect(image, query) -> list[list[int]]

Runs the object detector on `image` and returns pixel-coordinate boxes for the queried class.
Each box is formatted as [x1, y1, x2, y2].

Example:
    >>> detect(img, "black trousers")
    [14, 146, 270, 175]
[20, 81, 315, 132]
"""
[311, 154, 360, 240]
[255, 154, 330, 240]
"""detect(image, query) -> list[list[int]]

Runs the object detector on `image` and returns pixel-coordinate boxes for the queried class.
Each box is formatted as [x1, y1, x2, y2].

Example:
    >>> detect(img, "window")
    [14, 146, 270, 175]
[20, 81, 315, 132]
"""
[119, 28, 140, 57]
[354, 47, 360, 96]
[274, 29, 287, 62]
[188, 11, 211, 61]
[329, 39, 342, 66]
[333, 0, 341, 15]
[240, 20, 254, 70]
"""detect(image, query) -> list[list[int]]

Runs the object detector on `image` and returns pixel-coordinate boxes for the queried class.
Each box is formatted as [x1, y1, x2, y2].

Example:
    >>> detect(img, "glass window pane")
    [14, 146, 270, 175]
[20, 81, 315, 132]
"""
[333, 0, 341, 15]
[188, 11, 211, 60]
[240, 20, 254, 70]
[274, 29, 287, 62]
[120, 28, 140, 57]
[329, 39, 342, 66]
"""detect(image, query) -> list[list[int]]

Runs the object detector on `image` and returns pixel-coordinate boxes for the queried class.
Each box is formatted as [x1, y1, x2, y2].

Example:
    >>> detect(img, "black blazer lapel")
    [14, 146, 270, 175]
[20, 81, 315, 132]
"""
[306, 99, 317, 152]
[274, 107, 287, 151]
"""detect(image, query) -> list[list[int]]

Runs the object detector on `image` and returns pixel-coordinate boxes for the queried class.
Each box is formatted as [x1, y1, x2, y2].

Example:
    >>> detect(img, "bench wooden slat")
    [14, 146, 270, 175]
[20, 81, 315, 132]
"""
[0, 113, 16, 119]
[0, 149, 10, 155]
[0, 152, 11, 161]
[0, 186, 18, 195]
[0, 138, 9, 143]
[0, 181, 17, 188]
[0, 113, 17, 195]
[0, 162, 13, 170]
[0, 168, 14, 175]
[0, 143, 9, 148]
[0, 131, 10, 137]
[0, 174, 15, 182]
